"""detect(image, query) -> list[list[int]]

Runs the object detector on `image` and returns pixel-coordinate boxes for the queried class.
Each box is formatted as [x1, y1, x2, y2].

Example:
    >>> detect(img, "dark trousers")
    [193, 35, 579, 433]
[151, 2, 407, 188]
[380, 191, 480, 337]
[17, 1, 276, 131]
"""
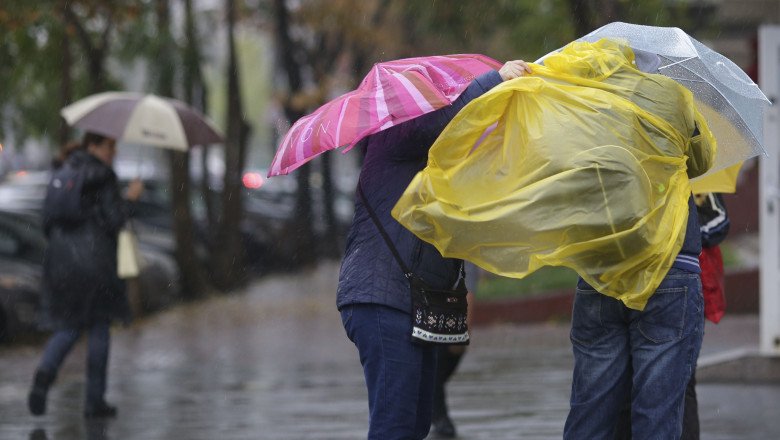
[341, 304, 436, 440]
[565, 269, 703, 440]
[38, 321, 110, 407]
[433, 345, 465, 419]
[614, 371, 700, 439]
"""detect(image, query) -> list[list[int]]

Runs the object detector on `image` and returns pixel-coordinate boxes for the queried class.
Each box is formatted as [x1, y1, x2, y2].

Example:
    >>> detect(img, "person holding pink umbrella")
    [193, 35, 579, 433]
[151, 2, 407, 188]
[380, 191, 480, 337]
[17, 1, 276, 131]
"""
[336, 59, 530, 439]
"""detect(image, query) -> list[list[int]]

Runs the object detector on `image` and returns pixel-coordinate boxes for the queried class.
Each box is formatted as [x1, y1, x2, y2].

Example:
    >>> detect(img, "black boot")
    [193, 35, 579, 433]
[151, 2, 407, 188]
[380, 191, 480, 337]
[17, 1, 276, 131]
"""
[431, 346, 465, 438]
[28, 370, 55, 416]
[84, 401, 117, 419]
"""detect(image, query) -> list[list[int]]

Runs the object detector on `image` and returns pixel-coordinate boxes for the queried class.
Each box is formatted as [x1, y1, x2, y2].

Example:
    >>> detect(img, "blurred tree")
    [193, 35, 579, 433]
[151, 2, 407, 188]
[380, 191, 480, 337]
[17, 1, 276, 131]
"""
[272, 0, 317, 266]
[393, 1, 572, 61]
[58, 1, 73, 146]
[152, 0, 209, 299]
[0, 2, 73, 146]
[567, 0, 672, 37]
[181, 0, 217, 230]
[0, 1, 138, 149]
[212, 0, 252, 290]
[271, 0, 396, 263]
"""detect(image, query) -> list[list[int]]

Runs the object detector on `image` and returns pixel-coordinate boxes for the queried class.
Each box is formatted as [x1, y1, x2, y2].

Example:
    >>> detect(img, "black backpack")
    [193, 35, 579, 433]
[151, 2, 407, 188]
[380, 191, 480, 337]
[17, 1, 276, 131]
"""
[43, 162, 87, 224]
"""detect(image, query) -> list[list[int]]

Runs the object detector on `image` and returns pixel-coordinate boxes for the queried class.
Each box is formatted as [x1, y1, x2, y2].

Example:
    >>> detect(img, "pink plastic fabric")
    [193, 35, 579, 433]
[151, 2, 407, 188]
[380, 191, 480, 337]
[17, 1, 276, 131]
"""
[268, 54, 501, 177]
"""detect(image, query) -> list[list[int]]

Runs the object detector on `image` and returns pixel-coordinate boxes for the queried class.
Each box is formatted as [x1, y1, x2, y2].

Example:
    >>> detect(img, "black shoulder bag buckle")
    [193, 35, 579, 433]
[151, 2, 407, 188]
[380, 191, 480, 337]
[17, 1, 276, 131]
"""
[358, 183, 469, 346]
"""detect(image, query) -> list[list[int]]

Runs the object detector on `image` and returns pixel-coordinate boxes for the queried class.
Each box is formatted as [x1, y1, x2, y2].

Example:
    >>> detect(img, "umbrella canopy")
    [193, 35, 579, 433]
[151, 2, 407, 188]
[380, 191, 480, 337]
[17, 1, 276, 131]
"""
[61, 92, 223, 151]
[570, 22, 770, 179]
[267, 54, 502, 177]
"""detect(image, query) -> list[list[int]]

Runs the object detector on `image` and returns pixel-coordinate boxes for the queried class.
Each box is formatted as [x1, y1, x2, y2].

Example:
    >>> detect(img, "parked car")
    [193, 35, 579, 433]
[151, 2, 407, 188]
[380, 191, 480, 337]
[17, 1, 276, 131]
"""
[126, 177, 280, 272]
[0, 170, 49, 212]
[0, 211, 46, 342]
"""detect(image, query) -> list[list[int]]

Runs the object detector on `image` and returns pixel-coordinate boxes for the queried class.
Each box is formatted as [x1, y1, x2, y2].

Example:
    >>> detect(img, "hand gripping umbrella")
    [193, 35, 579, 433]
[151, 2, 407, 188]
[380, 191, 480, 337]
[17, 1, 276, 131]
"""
[571, 22, 770, 180]
[61, 92, 224, 150]
[267, 54, 502, 177]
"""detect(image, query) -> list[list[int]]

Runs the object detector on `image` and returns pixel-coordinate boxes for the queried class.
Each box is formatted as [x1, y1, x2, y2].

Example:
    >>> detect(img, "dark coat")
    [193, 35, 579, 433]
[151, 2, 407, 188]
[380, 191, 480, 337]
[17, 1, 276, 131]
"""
[337, 70, 503, 314]
[42, 150, 131, 330]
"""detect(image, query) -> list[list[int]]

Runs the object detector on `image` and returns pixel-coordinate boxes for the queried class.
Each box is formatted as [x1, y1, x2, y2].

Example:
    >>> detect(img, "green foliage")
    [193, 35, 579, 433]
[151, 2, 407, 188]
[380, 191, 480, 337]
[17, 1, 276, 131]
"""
[0, 5, 60, 143]
[0, 0, 721, 157]
[398, 0, 576, 61]
[392, 0, 674, 62]
[0, 1, 142, 148]
[477, 266, 579, 300]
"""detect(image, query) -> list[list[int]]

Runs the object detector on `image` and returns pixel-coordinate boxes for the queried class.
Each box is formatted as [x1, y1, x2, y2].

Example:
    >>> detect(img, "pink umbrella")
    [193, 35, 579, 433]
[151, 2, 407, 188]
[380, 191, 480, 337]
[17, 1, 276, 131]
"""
[268, 54, 502, 177]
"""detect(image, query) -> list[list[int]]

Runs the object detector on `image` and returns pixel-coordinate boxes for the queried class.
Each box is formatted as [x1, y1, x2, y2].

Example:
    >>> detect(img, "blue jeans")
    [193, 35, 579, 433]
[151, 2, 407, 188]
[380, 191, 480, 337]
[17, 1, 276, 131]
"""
[341, 304, 436, 440]
[38, 321, 110, 407]
[564, 268, 704, 440]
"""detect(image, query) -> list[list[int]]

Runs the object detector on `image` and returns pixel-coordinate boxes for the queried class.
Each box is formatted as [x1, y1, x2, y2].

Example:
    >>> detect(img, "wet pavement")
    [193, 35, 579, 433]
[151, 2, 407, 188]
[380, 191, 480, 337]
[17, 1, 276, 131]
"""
[0, 262, 778, 439]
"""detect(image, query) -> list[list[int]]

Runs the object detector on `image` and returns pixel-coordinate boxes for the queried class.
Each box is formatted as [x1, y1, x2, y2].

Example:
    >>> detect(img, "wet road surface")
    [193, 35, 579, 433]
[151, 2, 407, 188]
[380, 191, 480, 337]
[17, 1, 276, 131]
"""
[0, 263, 778, 439]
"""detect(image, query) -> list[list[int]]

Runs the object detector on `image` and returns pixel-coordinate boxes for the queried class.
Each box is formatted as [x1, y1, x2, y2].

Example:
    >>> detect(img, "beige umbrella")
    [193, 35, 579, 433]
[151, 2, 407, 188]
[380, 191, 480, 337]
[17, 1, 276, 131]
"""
[61, 92, 223, 151]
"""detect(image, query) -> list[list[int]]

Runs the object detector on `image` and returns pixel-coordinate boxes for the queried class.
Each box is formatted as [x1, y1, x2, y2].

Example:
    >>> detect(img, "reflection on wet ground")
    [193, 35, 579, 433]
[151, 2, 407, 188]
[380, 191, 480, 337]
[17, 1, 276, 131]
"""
[0, 263, 778, 439]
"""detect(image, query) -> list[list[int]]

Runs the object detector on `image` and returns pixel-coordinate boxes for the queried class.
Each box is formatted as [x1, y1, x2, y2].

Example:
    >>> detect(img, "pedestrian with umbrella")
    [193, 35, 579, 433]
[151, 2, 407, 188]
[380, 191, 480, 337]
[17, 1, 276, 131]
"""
[28, 92, 222, 419]
[28, 131, 143, 418]
[269, 55, 531, 439]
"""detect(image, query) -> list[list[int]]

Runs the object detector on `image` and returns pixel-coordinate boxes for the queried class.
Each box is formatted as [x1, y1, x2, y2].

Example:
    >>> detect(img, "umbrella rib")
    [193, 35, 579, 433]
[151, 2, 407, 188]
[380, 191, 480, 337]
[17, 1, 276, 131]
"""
[657, 56, 697, 70]
[665, 77, 710, 84]
[677, 79, 765, 151]
[657, 59, 767, 154]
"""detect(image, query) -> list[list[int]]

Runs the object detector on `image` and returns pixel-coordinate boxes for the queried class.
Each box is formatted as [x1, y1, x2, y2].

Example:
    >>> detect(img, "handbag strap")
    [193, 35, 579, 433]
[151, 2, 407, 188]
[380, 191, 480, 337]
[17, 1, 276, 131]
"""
[357, 181, 466, 288]
[357, 182, 413, 279]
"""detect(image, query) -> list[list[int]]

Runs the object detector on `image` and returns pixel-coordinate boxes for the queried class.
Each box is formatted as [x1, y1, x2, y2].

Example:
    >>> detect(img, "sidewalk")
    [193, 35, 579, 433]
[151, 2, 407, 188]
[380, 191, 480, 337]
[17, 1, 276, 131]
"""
[0, 262, 777, 439]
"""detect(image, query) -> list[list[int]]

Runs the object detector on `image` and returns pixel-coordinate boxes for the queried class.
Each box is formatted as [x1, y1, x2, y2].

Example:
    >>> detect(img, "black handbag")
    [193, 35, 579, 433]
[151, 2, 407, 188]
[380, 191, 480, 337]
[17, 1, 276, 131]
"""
[358, 183, 469, 346]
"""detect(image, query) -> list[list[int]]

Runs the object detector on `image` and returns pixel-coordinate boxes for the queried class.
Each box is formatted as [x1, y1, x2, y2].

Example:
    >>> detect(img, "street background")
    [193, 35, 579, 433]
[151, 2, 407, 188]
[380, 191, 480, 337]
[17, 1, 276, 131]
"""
[0, 263, 777, 440]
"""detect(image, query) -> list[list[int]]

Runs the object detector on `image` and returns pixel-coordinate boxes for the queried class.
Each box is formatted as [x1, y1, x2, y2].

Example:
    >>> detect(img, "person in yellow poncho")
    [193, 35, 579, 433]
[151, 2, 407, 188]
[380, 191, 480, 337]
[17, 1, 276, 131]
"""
[391, 39, 715, 439]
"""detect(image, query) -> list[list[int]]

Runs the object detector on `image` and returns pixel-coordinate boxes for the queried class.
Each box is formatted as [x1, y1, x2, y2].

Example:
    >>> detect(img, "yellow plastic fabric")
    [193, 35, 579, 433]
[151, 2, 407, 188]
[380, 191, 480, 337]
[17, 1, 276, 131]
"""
[392, 39, 716, 310]
[691, 162, 742, 194]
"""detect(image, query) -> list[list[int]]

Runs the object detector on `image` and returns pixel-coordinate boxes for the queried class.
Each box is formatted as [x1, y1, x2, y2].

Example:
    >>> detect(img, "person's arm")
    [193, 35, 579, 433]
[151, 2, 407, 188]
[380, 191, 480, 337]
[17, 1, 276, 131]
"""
[95, 172, 137, 235]
[393, 60, 532, 160]
[100, 175, 128, 235]
[698, 192, 730, 247]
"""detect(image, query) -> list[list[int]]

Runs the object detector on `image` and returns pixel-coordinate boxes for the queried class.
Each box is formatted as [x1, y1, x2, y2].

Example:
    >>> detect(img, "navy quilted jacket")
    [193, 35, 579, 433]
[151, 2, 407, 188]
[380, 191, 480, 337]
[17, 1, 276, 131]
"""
[337, 70, 503, 313]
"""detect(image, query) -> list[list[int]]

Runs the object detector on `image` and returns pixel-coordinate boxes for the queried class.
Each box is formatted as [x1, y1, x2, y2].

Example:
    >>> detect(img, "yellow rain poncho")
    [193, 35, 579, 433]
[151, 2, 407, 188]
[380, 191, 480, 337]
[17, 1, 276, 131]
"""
[392, 39, 716, 310]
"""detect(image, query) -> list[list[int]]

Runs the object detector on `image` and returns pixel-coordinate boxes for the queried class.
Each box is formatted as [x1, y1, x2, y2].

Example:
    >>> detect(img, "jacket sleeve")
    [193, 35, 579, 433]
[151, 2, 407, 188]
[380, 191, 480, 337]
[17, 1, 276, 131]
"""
[697, 192, 730, 247]
[95, 171, 130, 236]
[393, 70, 504, 160]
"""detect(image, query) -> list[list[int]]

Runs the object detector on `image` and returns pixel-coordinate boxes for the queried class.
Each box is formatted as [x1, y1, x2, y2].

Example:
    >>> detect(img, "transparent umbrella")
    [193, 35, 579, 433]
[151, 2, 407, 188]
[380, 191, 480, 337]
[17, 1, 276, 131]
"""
[540, 22, 771, 178]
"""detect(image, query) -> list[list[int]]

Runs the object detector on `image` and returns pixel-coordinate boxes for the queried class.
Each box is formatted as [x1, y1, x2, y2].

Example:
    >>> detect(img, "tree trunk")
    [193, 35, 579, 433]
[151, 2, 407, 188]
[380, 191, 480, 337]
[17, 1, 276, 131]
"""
[568, 0, 622, 36]
[567, 0, 594, 37]
[182, 0, 217, 231]
[212, 0, 249, 290]
[274, 0, 317, 266]
[157, 0, 208, 298]
[63, 4, 111, 93]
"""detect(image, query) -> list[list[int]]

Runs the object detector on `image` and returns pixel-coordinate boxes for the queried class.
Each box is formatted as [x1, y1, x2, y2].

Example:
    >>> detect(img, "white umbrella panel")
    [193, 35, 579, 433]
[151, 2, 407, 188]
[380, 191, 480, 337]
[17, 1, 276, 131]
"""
[61, 92, 223, 151]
